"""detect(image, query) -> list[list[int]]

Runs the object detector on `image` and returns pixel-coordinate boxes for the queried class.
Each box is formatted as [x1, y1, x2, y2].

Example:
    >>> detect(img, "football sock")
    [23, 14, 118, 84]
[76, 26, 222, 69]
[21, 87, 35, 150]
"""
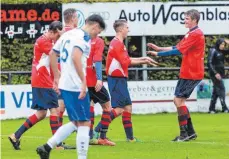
[59, 111, 64, 127]
[77, 126, 89, 159]
[186, 108, 195, 135]
[47, 122, 77, 148]
[15, 114, 38, 139]
[95, 109, 118, 132]
[50, 115, 60, 135]
[89, 106, 94, 139]
[177, 106, 189, 136]
[100, 110, 111, 139]
[122, 111, 134, 140]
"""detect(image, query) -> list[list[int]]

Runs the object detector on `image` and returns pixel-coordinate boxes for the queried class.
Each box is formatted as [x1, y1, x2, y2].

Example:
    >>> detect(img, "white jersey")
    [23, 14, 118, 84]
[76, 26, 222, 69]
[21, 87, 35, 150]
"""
[53, 28, 91, 92]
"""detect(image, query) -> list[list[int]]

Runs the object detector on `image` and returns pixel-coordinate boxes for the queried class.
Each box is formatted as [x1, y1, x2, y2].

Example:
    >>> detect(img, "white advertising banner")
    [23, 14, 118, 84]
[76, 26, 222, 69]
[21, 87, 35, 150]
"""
[63, 1, 229, 36]
[1, 80, 228, 120]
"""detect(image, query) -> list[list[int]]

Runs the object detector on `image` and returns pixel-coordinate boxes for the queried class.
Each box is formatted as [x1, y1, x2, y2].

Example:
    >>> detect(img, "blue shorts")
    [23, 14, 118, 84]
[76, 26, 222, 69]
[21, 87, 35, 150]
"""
[175, 79, 201, 98]
[107, 76, 132, 108]
[60, 89, 90, 122]
[31, 87, 58, 110]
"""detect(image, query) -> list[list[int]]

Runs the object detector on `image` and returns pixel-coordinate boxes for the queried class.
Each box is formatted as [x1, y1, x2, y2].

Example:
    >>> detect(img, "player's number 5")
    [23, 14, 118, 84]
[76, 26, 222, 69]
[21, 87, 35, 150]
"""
[61, 40, 70, 62]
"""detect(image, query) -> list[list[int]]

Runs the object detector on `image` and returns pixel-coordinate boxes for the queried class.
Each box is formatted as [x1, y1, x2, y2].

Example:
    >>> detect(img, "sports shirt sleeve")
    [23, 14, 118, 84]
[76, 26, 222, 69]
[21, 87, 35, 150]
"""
[93, 39, 104, 62]
[176, 34, 200, 54]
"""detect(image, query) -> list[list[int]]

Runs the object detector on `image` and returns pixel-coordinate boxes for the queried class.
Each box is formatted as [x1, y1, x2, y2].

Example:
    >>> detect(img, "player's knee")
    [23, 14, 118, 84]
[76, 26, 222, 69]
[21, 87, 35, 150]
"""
[77, 121, 90, 127]
[49, 108, 59, 116]
[36, 110, 47, 120]
[101, 102, 111, 111]
[124, 105, 132, 113]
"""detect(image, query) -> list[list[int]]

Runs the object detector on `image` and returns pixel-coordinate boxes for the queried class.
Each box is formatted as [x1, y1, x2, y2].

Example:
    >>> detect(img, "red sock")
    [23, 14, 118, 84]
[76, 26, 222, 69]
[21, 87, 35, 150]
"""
[89, 106, 94, 139]
[50, 115, 60, 135]
[59, 111, 64, 127]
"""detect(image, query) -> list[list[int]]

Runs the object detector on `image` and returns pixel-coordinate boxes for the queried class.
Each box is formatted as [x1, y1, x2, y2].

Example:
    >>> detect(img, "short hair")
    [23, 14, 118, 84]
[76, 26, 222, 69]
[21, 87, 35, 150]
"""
[63, 8, 77, 23]
[49, 21, 63, 32]
[185, 9, 200, 24]
[85, 14, 106, 30]
[113, 19, 127, 32]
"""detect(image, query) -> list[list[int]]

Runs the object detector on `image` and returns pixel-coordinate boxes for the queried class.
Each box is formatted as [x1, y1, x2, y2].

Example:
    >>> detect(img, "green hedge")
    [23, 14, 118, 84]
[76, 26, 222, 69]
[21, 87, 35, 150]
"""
[2, 35, 229, 84]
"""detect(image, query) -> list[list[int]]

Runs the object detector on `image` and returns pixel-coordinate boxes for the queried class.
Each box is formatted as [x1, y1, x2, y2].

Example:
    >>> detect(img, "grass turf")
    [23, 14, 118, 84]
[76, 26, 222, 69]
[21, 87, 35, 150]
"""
[1, 113, 229, 159]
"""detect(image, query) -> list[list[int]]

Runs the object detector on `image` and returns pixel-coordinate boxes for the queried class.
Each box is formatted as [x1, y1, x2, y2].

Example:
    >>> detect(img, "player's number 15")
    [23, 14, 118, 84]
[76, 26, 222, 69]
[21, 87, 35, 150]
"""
[61, 40, 70, 62]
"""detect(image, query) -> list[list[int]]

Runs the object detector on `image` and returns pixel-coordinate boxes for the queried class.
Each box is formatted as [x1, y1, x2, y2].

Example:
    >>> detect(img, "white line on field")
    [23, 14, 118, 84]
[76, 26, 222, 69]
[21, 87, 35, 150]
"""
[1, 135, 229, 146]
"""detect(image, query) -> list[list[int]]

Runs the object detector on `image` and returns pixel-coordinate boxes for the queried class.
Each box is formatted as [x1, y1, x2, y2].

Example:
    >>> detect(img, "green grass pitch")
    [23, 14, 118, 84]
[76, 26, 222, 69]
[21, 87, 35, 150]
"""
[1, 113, 229, 159]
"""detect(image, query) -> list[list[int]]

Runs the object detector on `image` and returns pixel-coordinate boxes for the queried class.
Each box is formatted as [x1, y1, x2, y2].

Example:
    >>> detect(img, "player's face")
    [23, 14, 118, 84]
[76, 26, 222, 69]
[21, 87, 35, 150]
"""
[90, 24, 103, 38]
[184, 15, 196, 29]
[219, 42, 225, 50]
[51, 31, 61, 41]
[122, 23, 129, 38]
[71, 12, 78, 28]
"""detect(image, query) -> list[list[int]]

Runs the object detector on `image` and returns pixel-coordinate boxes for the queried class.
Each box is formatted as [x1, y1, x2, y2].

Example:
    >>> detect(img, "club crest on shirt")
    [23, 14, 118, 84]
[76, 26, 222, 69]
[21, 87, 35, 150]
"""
[185, 34, 189, 38]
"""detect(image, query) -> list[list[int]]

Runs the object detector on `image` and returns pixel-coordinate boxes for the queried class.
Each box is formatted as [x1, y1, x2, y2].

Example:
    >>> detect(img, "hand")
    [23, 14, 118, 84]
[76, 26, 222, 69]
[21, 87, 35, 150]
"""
[78, 81, 87, 99]
[143, 57, 159, 66]
[215, 73, 222, 80]
[146, 51, 158, 56]
[225, 39, 229, 44]
[147, 43, 160, 51]
[53, 78, 60, 95]
[95, 80, 103, 92]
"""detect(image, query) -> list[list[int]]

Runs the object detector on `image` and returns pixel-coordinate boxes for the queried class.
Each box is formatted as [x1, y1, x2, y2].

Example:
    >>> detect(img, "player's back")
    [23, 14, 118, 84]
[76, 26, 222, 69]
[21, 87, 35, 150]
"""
[31, 35, 53, 88]
[55, 28, 91, 91]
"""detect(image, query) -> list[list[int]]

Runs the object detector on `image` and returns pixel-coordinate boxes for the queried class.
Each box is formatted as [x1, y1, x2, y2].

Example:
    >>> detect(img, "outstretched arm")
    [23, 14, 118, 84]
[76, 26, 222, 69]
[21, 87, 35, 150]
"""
[147, 48, 181, 56]
[130, 57, 158, 66]
[147, 43, 174, 51]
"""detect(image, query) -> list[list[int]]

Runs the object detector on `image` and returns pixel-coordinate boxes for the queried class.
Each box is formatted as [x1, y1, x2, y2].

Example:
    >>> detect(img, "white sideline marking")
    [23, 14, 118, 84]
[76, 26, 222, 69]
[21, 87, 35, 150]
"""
[1, 135, 229, 146]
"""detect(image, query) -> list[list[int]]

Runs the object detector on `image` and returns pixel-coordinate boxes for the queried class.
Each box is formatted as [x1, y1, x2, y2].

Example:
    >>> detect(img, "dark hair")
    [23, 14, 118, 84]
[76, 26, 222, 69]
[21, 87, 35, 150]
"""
[185, 9, 200, 24]
[49, 21, 63, 32]
[113, 19, 127, 32]
[215, 38, 225, 51]
[85, 14, 106, 30]
[63, 8, 77, 23]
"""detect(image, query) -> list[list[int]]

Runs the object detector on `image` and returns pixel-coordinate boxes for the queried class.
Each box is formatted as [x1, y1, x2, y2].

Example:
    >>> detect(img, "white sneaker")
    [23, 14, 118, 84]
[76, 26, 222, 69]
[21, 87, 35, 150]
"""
[209, 111, 216, 114]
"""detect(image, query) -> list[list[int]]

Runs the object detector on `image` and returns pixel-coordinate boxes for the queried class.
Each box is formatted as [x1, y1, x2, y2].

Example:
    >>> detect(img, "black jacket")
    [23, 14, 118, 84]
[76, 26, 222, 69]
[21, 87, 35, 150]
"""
[207, 48, 229, 77]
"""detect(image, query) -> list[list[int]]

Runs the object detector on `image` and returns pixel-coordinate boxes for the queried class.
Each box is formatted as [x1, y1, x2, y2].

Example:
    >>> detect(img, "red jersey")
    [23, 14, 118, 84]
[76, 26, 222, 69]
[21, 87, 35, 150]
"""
[31, 35, 53, 88]
[106, 38, 131, 77]
[176, 26, 205, 80]
[86, 37, 104, 87]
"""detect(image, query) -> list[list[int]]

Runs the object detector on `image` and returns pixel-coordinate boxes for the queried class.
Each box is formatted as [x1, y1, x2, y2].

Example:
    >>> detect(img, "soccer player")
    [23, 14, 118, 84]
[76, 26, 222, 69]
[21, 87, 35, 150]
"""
[147, 9, 205, 142]
[8, 21, 63, 150]
[86, 36, 115, 146]
[57, 8, 78, 128]
[36, 14, 106, 159]
[103, 19, 158, 142]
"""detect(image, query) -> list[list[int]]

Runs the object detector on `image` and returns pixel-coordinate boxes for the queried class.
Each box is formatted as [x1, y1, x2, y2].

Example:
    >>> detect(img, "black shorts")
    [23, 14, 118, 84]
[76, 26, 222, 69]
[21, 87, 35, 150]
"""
[174, 78, 201, 98]
[88, 86, 110, 105]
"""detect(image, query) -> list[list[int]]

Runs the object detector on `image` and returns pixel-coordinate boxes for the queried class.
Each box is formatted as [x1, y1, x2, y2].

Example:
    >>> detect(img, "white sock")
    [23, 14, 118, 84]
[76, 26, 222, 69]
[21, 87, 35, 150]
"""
[77, 126, 90, 159]
[47, 122, 77, 148]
